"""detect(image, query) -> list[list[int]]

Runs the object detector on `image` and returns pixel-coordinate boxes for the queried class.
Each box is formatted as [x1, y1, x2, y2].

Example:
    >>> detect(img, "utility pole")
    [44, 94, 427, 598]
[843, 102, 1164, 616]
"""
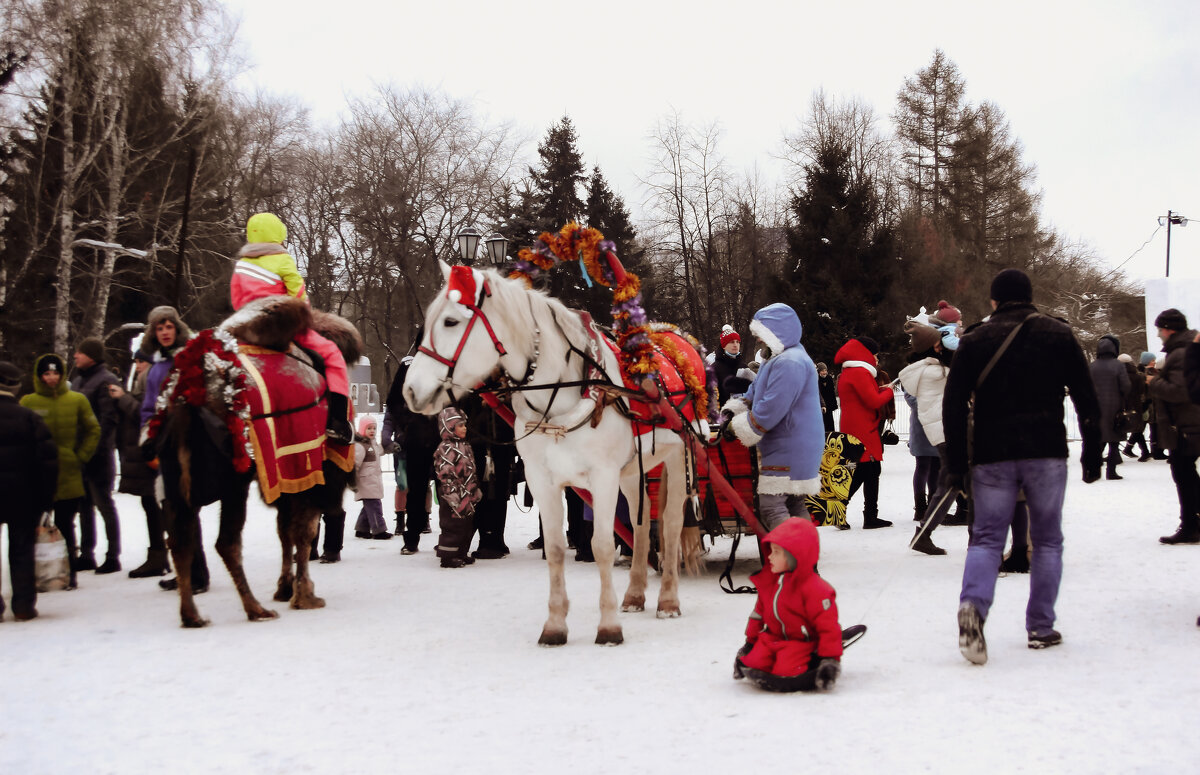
[1160, 210, 1189, 277]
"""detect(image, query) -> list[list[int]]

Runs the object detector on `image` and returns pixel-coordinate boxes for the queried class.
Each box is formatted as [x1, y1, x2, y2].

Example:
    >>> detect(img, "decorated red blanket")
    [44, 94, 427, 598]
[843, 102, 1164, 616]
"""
[237, 345, 352, 503]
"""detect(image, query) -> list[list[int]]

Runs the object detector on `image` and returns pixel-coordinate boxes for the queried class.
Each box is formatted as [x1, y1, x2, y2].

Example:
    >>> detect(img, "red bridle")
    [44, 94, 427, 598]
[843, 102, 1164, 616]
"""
[417, 279, 507, 390]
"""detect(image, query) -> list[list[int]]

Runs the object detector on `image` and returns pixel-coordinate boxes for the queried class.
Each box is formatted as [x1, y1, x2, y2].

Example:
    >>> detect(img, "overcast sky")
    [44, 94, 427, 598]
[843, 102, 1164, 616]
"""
[223, 0, 1198, 285]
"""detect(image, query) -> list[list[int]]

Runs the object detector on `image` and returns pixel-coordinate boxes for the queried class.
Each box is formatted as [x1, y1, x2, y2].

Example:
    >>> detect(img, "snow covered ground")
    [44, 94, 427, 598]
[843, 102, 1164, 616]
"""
[2, 443, 1196, 773]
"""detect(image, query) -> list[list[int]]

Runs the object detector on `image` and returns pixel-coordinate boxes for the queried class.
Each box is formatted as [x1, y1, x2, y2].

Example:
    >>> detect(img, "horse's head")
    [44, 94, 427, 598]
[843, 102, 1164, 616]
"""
[404, 262, 510, 415]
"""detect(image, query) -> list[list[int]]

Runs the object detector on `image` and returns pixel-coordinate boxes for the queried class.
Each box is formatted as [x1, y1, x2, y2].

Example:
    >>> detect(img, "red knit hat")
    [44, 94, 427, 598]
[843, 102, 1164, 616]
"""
[719, 325, 741, 349]
[931, 300, 961, 326]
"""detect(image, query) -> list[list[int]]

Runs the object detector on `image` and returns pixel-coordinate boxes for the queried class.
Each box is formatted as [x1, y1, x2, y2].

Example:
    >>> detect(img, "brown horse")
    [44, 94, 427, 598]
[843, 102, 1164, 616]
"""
[151, 296, 362, 627]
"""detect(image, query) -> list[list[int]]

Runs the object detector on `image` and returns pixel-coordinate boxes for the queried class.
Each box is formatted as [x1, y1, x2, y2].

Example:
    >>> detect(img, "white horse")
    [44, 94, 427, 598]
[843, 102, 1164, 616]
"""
[403, 262, 705, 646]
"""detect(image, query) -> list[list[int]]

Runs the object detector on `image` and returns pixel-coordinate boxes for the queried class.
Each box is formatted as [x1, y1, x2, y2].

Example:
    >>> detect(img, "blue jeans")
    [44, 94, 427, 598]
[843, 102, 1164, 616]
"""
[960, 458, 1067, 633]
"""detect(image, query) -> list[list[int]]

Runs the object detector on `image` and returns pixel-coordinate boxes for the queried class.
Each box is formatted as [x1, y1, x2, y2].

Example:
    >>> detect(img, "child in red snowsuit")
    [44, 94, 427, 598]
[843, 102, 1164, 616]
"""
[736, 517, 844, 691]
[231, 212, 353, 443]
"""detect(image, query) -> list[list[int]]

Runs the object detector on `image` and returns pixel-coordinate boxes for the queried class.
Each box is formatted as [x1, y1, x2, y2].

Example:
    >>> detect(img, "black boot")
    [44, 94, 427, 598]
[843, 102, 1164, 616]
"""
[324, 392, 353, 444]
[394, 511, 405, 536]
[1160, 525, 1200, 545]
[1000, 546, 1030, 573]
[95, 556, 122, 574]
[129, 549, 171, 578]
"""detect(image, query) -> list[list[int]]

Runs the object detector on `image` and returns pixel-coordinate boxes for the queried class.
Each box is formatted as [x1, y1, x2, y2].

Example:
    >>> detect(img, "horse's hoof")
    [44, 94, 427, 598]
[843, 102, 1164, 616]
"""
[621, 594, 646, 612]
[290, 595, 326, 610]
[248, 609, 279, 622]
[538, 629, 568, 647]
[181, 616, 210, 628]
[595, 628, 624, 646]
[273, 584, 293, 602]
[656, 605, 682, 619]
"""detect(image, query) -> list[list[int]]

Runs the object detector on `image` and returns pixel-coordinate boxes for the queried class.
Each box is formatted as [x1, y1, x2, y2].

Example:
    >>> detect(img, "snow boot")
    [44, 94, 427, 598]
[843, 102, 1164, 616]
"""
[95, 556, 121, 574]
[394, 511, 405, 535]
[1121, 445, 1135, 458]
[75, 553, 96, 572]
[863, 517, 892, 529]
[1027, 629, 1062, 649]
[128, 549, 170, 578]
[324, 392, 354, 445]
[911, 526, 946, 556]
[1160, 525, 1200, 545]
[957, 602, 987, 665]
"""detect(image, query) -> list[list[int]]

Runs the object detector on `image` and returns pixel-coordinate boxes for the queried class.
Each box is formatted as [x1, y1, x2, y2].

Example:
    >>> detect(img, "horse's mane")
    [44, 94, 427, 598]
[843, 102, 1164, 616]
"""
[478, 267, 593, 348]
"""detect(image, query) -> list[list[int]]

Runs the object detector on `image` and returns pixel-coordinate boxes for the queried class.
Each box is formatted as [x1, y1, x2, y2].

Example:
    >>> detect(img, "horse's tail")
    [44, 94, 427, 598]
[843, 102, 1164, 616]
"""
[681, 525, 703, 576]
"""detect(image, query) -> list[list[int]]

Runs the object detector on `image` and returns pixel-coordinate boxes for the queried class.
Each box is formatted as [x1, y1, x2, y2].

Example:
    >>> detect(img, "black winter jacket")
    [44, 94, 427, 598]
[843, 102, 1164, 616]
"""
[112, 373, 157, 497]
[712, 349, 745, 407]
[382, 363, 439, 456]
[0, 393, 59, 515]
[1151, 329, 1200, 452]
[943, 301, 1101, 476]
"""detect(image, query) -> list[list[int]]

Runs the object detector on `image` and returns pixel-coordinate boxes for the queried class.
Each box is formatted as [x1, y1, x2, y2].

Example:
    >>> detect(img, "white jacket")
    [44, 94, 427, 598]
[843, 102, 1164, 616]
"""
[898, 357, 949, 446]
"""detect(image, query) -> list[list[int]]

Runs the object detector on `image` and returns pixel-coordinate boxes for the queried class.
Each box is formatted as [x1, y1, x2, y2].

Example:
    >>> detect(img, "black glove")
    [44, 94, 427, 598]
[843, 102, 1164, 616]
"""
[814, 658, 840, 692]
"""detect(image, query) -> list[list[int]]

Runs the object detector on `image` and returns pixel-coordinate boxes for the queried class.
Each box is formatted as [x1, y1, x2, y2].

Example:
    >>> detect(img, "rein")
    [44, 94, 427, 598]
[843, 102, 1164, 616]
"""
[417, 278, 507, 400]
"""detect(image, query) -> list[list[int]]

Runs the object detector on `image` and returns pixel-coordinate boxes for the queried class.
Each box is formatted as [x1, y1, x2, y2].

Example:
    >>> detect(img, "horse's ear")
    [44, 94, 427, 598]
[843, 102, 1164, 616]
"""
[439, 260, 452, 281]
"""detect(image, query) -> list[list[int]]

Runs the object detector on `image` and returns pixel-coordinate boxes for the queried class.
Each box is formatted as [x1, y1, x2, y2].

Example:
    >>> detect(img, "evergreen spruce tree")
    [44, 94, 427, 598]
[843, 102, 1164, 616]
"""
[785, 142, 896, 359]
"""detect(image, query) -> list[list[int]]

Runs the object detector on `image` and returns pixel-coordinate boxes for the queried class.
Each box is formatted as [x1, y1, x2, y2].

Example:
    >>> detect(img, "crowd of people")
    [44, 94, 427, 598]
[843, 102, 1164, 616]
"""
[3, 216, 1197, 690]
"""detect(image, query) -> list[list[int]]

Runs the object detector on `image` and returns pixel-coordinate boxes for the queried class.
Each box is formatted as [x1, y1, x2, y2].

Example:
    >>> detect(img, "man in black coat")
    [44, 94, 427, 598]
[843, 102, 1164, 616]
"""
[942, 269, 1101, 664]
[0, 361, 59, 620]
[1149, 308, 1200, 545]
[69, 337, 123, 574]
[382, 358, 440, 555]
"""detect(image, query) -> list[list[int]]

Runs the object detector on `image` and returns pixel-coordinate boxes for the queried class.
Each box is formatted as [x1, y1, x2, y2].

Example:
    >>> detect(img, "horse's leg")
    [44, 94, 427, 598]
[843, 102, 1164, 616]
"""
[164, 498, 208, 628]
[215, 476, 277, 622]
[273, 503, 295, 603]
[620, 464, 652, 613]
[528, 475, 569, 646]
[289, 500, 325, 610]
[588, 476, 623, 645]
[656, 449, 686, 619]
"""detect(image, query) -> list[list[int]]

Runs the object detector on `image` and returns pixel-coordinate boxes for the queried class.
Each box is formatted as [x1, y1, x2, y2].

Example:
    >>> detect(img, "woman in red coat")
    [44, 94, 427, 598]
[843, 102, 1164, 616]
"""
[835, 337, 895, 528]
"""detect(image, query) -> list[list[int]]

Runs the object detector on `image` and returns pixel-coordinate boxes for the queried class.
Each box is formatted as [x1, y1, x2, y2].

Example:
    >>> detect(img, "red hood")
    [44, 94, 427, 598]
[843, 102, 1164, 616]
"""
[834, 339, 877, 367]
[763, 517, 819, 579]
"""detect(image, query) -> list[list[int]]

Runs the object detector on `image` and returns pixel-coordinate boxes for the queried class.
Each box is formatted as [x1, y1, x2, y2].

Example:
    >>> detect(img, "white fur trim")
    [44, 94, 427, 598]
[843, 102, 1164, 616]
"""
[841, 359, 877, 378]
[749, 318, 784, 357]
[730, 412, 762, 447]
[758, 475, 822, 496]
[722, 397, 749, 416]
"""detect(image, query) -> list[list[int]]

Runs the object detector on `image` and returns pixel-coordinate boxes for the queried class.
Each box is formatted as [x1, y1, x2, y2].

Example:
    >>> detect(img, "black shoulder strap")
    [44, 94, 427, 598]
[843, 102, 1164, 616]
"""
[976, 312, 1040, 390]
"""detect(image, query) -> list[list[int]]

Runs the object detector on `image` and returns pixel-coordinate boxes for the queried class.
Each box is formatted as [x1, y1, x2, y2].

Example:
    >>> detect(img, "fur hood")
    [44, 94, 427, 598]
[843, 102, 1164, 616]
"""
[749, 304, 802, 356]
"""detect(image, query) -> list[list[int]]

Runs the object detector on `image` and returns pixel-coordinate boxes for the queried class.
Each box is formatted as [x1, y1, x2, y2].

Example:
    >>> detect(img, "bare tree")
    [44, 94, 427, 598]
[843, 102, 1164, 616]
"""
[641, 110, 734, 342]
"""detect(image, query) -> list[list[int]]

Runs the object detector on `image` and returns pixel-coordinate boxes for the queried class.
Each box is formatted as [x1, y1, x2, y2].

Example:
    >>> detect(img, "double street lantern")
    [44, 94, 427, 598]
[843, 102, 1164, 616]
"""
[455, 226, 482, 265]
[484, 233, 509, 266]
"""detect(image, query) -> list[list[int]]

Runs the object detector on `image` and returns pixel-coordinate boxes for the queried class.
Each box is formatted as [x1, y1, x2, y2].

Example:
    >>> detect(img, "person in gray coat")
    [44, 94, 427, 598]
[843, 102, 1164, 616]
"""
[1089, 334, 1131, 480]
[1149, 309, 1200, 544]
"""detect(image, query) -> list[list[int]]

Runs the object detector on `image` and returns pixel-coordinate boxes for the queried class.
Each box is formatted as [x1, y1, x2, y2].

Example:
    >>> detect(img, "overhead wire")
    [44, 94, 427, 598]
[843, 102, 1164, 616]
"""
[1102, 224, 1163, 280]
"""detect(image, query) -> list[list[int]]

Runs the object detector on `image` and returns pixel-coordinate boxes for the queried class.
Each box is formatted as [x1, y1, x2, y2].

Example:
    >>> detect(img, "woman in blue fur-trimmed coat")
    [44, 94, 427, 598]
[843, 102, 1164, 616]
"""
[723, 303, 824, 531]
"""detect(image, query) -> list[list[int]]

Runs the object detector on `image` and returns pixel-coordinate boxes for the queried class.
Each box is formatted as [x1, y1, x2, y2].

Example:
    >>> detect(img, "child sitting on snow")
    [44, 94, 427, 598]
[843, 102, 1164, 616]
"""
[433, 407, 482, 569]
[734, 517, 843, 692]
